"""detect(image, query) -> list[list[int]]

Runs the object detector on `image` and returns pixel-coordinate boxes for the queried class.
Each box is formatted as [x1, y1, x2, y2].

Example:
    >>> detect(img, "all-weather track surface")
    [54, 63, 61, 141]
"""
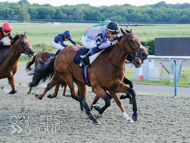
[0, 84, 189, 142]
[0, 64, 190, 142]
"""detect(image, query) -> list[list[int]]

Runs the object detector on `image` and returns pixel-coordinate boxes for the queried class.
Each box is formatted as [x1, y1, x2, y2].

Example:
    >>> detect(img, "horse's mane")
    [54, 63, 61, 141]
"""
[11, 34, 24, 45]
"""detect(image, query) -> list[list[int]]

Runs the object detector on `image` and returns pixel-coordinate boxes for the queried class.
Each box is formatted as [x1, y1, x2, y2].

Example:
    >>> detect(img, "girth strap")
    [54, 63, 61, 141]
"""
[83, 66, 91, 86]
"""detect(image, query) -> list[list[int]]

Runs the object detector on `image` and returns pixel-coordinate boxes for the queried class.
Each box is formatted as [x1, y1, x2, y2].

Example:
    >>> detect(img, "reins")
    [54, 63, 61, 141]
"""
[108, 32, 141, 69]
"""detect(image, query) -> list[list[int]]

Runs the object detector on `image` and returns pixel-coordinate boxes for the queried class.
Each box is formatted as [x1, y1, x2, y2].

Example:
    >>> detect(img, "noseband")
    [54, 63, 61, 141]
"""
[109, 33, 142, 69]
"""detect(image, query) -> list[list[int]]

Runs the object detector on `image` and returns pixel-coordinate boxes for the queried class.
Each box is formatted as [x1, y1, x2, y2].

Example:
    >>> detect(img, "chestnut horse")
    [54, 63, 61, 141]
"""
[32, 53, 141, 100]
[26, 51, 67, 97]
[29, 29, 148, 125]
[0, 32, 34, 94]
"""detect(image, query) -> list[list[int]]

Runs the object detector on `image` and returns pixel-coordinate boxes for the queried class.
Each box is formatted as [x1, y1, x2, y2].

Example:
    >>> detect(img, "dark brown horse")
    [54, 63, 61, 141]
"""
[0, 32, 34, 94]
[26, 51, 67, 97]
[29, 29, 148, 125]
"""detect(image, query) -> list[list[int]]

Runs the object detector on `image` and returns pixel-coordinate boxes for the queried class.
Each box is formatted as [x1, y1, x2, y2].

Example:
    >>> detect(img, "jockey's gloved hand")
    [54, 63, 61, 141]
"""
[11, 39, 14, 44]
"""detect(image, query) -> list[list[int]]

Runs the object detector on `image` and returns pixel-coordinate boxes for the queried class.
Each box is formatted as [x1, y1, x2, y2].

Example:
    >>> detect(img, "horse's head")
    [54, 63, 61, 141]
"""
[120, 28, 148, 62]
[127, 54, 142, 68]
[12, 32, 35, 57]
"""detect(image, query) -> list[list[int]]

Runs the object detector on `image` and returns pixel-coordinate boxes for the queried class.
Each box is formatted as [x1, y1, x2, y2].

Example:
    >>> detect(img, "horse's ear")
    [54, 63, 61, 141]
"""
[120, 28, 126, 35]
[130, 29, 133, 33]
[24, 32, 27, 36]
[17, 33, 21, 38]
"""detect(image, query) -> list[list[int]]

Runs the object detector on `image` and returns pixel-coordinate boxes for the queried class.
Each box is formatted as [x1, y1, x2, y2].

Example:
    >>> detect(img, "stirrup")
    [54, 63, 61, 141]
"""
[81, 60, 89, 67]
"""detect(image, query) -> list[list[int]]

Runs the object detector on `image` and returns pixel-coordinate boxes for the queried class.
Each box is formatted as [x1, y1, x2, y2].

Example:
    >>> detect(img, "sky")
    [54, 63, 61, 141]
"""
[0, 0, 190, 7]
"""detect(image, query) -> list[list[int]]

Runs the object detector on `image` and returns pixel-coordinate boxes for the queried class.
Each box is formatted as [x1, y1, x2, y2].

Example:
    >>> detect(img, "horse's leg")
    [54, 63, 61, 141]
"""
[108, 89, 133, 123]
[90, 91, 113, 110]
[7, 76, 16, 94]
[92, 86, 111, 114]
[59, 73, 100, 125]
[27, 87, 32, 94]
[28, 75, 36, 94]
[35, 79, 59, 100]
[120, 92, 133, 104]
[123, 76, 133, 88]
[47, 83, 60, 98]
[113, 82, 137, 121]
[120, 77, 133, 104]
[73, 80, 87, 111]
[62, 84, 67, 96]
[90, 95, 100, 110]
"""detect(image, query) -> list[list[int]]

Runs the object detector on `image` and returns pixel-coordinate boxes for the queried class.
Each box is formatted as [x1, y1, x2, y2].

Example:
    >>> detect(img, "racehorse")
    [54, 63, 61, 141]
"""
[31, 52, 141, 100]
[90, 53, 143, 109]
[29, 29, 148, 125]
[0, 32, 34, 94]
[26, 51, 67, 97]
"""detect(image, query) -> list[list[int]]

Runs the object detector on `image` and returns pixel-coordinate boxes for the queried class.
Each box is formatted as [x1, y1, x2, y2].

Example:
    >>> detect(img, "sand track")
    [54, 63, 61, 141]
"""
[0, 84, 189, 142]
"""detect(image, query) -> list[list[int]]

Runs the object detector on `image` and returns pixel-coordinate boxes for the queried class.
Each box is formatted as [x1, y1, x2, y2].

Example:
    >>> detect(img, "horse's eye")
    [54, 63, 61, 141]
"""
[130, 40, 134, 44]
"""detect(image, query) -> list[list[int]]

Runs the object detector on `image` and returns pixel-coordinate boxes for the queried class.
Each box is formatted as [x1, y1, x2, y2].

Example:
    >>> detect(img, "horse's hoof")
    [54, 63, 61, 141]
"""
[35, 94, 42, 100]
[129, 99, 133, 104]
[27, 92, 31, 94]
[93, 120, 100, 125]
[127, 119, 134, 124]
[47, 94, 53, 98]
[120, 95, 127, 99]
[132, 114, 137, 121]
[9, 90, 17, 94]
[92, 104, 100, 110]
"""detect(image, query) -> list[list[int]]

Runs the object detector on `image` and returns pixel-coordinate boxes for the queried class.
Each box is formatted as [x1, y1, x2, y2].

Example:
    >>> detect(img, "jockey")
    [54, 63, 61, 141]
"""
[0, 23, 13, 47]
[80, 21, 120, 67]
[52, 30, 77, 56]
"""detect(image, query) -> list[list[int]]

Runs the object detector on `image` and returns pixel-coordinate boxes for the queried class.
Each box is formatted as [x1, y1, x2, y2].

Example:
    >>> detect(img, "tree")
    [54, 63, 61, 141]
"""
[28, 8, 38, 19]
[18, 0, 30, 5]
[20, 2, 30, 22]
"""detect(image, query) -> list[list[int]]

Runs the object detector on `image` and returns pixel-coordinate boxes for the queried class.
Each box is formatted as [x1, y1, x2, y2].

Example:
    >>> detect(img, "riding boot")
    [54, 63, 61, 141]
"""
[49, 49, 61, 59]
[80, 47, 102, 67]
[54, 49, 61, 57]
[80, 50, 92, 67]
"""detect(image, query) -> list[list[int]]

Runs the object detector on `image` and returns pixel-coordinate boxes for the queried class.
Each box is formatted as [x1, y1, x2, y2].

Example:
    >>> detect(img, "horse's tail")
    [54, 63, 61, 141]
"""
[26, 54, 36, 72]
[29, 57, 55, 87]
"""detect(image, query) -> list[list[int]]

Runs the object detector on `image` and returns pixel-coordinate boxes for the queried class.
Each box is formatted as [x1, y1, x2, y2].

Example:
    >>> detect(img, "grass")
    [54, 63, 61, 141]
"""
[124, 68, 190, 88]
[18, 57, 33, 63]
[8, 23, 190, 47]
[9, 23, 190, 87]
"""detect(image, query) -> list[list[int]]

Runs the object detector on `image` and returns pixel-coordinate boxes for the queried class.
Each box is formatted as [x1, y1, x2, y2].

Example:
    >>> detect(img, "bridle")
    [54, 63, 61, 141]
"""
[109, 32, 142, 69]
[12, 35, 28, 53]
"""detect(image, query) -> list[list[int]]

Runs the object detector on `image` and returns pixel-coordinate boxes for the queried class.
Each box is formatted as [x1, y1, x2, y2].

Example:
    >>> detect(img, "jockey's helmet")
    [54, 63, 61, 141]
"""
[63, 31, 71, 39]
[107, 21, 120, 35]
[2, 23, 12, 31]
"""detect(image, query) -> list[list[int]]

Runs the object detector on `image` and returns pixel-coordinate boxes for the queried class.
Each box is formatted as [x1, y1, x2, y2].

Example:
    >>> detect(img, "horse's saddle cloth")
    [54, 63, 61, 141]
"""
[73, 47, 103, 68]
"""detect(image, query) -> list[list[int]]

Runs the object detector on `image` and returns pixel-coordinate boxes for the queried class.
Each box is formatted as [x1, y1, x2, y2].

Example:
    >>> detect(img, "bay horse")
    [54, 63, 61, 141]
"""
[29, 29, 148, 125]
[32, 52, 141, 100]
[0, 32, 34, 94]
[26, 51, 67, 97]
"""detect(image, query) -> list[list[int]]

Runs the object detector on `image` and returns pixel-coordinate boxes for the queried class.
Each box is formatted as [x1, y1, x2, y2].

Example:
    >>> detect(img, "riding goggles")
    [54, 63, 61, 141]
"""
[109, 31, 119, 35]
[4, 30, 10, 33]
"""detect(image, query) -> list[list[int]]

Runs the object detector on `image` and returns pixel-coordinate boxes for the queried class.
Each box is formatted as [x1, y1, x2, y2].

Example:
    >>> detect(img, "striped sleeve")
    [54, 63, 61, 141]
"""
[8, 33, 13, 40]
[95, 33, 103, 48]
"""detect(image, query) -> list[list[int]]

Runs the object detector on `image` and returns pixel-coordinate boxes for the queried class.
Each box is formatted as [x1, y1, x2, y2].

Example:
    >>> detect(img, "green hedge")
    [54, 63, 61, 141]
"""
[141, 39, 155, 55]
